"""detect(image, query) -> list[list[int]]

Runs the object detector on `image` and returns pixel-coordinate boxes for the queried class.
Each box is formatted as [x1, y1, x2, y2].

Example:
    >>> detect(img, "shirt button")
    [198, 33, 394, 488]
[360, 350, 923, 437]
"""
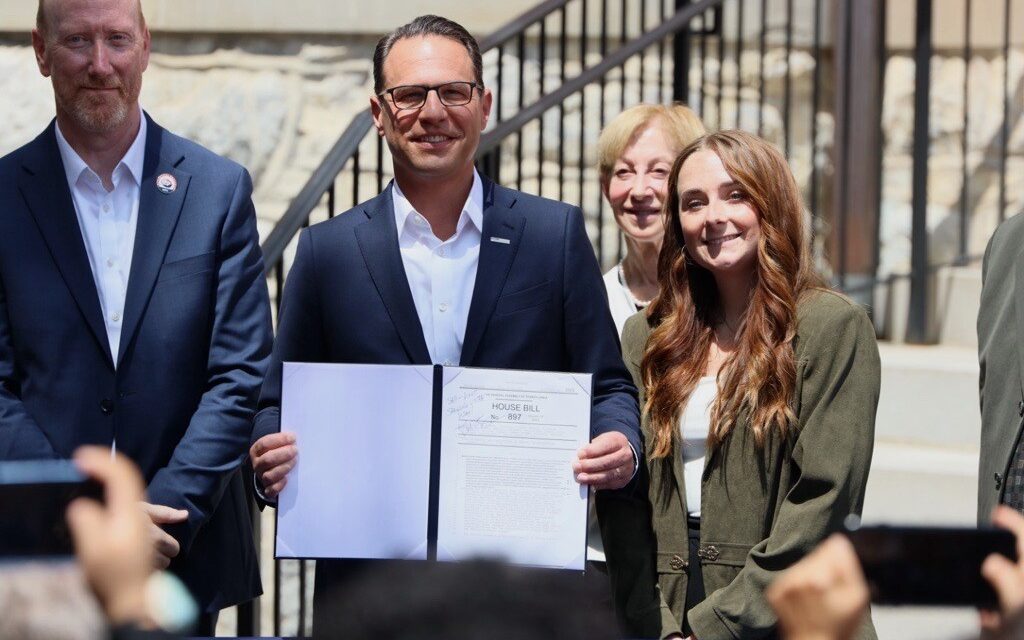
[102, 203, 110, 213]
[110, 311, 121, 322]
[439, 303, 448, 312]
[439, 247, 448, 257]
[106, 258, 114, 268]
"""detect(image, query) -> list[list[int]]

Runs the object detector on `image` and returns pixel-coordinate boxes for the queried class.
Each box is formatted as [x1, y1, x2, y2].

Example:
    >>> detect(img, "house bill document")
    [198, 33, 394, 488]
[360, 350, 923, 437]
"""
[275, 363, 591, 570]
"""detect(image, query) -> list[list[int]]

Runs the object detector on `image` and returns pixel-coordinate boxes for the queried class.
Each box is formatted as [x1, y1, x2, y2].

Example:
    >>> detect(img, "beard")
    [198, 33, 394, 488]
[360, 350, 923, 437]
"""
[55, 76, 140, 134]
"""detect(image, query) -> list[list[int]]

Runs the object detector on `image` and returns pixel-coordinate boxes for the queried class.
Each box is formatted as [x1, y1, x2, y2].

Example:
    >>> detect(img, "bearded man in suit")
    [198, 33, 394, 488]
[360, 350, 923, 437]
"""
[0, 0, 273, 631]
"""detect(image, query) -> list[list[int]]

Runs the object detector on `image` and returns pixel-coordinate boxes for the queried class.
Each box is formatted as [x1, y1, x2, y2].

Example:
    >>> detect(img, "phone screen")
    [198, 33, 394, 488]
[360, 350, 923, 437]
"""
[846, 524, 1017, 607]
[0, 460, 103, 558]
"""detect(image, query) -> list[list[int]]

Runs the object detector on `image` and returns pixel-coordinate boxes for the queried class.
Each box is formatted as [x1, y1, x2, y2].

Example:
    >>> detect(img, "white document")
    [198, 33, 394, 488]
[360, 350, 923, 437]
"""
[276, 363, 591, 570]
[437, 367, 591, 570]
[276, 362, 435, 560]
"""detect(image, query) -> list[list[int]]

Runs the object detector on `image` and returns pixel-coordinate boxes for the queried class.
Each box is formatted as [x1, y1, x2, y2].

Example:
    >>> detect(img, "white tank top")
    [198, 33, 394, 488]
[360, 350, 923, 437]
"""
[679, 376, 715, 517]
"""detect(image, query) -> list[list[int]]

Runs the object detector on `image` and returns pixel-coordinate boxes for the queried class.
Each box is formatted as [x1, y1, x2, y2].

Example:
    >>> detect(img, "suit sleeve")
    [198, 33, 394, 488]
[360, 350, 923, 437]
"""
[978, 229, 996, 429]
[250, 228, 327, 507]
[561, 206, 642, 459]
[686, 302, 880, 640]
[145, 168, 273, 553]
[0, 271, 59, 460]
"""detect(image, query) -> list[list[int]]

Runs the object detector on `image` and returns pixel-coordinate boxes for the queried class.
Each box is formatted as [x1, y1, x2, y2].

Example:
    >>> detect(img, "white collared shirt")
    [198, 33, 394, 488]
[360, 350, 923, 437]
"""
[392, 171, 484, 366]
[55, 112, 147, 365]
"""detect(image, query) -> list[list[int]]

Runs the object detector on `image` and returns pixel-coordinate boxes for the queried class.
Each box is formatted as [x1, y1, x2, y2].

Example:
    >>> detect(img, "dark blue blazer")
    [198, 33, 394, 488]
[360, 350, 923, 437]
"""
[0, 116, 273, 612]
[253, 178, 641, 456]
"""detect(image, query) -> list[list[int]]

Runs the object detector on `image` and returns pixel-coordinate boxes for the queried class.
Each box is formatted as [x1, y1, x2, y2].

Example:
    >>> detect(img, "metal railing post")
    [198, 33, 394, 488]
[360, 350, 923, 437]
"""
[908, 0, 933, 343]
[672, 0, 691, 101]
[831, 0, 884, 309]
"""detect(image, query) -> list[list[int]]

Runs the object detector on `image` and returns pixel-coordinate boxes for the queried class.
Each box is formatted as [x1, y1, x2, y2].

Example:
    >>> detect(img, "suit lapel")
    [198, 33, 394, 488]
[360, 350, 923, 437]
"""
[354, 185, 432, 365]
[460, 180, 526, 366]
[18, 123, 113, 366]
[119, 118, 190, 367]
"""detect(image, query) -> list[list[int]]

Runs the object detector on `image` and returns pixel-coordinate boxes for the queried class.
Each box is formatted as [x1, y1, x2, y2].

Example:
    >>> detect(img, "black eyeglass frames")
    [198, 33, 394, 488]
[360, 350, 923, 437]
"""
[379, 81, 482, 110]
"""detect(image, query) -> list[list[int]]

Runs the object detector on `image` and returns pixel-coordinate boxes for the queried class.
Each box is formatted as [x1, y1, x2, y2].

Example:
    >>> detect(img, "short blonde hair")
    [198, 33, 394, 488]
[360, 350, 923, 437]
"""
[597, 103, 705, 183]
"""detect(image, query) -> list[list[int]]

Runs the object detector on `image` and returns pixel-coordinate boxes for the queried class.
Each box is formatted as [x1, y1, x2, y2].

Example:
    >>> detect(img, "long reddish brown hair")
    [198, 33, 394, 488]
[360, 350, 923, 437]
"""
[643, 130, 821, 459]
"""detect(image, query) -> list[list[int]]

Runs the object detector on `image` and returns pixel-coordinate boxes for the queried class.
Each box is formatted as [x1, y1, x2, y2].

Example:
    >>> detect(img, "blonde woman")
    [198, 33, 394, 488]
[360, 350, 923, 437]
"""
[598, 131, 879, 640]
[586, 104, 704, 579]
[597, 104, 705, 334]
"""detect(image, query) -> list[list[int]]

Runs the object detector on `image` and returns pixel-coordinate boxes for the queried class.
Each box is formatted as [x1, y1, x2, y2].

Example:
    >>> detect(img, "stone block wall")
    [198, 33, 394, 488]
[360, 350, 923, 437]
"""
[0, 34, 376, 245]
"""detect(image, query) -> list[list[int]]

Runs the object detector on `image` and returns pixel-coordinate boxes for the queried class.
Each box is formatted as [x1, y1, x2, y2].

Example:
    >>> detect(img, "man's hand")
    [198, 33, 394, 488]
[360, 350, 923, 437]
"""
[766, 534, 869, 640]
[980, 506, 1024, 635]
[140, 502, 189, 569]
[573, 431, 634, 490]
[66, 446, 156, 627]
[250, 431, 297, 499]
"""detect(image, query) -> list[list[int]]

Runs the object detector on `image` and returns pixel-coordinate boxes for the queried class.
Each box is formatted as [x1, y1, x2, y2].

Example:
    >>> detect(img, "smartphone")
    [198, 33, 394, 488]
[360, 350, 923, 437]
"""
[0, 459, 103, 558]
[845, 523, 1017, 607]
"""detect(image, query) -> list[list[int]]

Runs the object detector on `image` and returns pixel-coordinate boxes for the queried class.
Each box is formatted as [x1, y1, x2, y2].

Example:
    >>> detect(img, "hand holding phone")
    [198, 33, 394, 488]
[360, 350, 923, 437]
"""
[66, 447, 156, 626]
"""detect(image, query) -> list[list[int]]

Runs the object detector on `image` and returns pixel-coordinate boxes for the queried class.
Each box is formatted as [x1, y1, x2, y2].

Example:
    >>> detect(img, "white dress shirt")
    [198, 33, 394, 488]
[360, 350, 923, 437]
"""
[392, 171, 483, 366]
[55, 113, 147, 365]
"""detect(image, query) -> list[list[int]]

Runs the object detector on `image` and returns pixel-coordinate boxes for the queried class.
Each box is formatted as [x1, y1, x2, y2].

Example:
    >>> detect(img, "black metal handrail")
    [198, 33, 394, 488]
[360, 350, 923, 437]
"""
[478, 0, 720, 154]
[260, 111, 373, 271]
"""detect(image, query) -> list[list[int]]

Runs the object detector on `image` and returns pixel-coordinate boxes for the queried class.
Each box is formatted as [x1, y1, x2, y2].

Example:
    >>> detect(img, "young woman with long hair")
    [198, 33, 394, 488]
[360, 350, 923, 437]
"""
[597, 130, 879, 640]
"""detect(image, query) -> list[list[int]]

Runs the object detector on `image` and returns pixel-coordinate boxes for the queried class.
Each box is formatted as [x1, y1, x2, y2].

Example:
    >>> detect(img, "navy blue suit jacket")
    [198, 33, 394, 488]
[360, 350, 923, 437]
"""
[0, 116, 273, 612]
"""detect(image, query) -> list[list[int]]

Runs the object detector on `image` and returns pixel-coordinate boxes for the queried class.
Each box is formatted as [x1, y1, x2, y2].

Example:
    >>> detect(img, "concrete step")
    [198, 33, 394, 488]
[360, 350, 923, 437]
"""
[863, 441, 977, 526]
[875, 342, 980, 450]
[865, 343, 982, 638]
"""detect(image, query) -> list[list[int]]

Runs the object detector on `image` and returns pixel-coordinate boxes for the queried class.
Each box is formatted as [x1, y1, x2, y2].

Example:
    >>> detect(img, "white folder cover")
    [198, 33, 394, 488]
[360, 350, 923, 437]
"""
[275, 363, 590, 570]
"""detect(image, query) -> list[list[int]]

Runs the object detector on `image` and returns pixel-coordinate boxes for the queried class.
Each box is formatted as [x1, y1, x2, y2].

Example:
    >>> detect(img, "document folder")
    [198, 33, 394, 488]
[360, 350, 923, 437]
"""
[275, 363, 591, 570]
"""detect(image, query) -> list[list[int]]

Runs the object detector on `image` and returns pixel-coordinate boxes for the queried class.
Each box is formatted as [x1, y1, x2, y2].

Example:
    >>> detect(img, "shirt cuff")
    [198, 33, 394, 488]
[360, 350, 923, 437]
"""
[253, 472, 275, 505]
[628, 443, 639, 481]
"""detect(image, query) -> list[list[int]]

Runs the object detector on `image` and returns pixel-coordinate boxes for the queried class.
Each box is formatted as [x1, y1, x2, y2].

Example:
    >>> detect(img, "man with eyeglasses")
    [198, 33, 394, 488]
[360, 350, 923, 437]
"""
[248, 14, 641, 625]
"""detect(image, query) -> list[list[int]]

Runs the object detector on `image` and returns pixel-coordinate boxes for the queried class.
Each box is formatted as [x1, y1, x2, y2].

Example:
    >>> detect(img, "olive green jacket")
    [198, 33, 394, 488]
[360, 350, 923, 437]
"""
[597, 289, 879, 640]
[978, 212, 1024, 521]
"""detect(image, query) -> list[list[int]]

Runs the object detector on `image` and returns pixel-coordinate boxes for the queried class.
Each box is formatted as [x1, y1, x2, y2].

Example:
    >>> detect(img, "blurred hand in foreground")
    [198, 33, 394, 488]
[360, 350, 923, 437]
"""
[766, 534, 869, 640]
[981, 506, 1024, 638]
[67, 446, 156, 628]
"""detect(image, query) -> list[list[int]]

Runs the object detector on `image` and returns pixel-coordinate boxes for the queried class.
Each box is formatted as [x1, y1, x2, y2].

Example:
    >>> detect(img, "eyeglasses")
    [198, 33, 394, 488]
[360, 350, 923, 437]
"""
[379, 81, 482, 110]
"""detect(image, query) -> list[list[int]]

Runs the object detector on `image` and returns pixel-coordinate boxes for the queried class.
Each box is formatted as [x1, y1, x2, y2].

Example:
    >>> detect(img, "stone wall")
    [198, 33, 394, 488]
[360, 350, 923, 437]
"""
[0, 35, 376, 243]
